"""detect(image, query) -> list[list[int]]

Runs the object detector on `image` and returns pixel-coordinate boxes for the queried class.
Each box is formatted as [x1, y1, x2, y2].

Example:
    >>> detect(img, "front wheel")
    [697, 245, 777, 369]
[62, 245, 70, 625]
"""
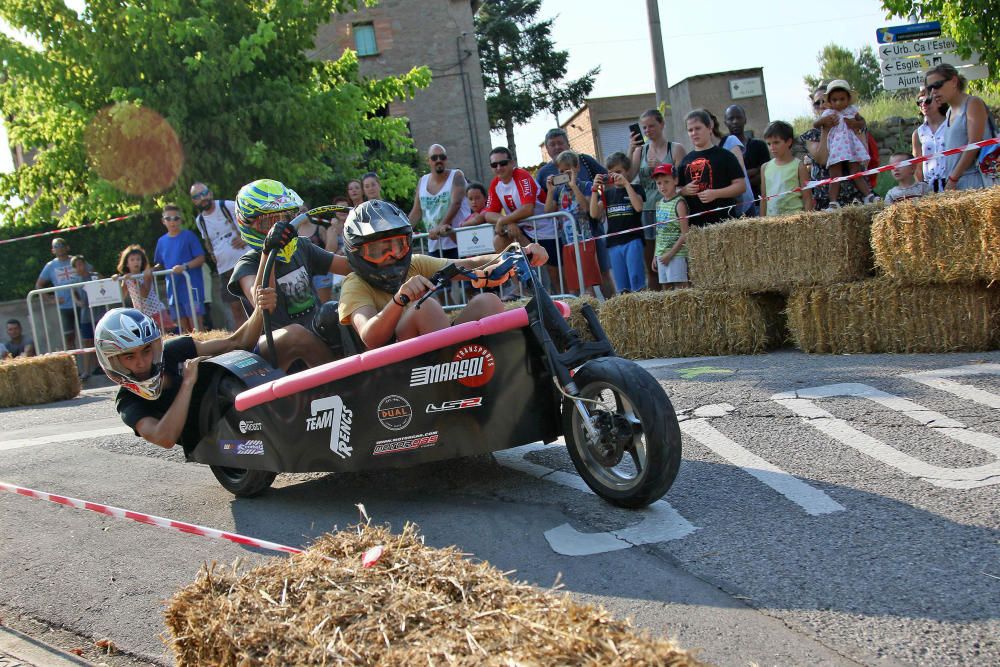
[210, 465, 277, 498]
[563, 357, 681, 508]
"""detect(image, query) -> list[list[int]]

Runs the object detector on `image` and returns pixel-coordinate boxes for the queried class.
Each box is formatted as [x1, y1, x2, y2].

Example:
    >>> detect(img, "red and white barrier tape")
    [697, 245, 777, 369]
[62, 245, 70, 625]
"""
[589, 136, 1000, 242]
[0, 214, 136, 247]
[0, 481, 309, 558]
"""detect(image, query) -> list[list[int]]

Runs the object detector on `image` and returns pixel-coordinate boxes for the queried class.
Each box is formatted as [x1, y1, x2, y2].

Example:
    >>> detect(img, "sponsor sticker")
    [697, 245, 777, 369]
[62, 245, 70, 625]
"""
[306, 395, 353, 459]
[377, 394, 413, 431]
[219, 439, 265, 455]
[410, 344, 495, 388]
[233, 356, 257, 369]
[373, 431, 439, 456]
[426, 397, 483, 413]
[239, 419, 263, 434]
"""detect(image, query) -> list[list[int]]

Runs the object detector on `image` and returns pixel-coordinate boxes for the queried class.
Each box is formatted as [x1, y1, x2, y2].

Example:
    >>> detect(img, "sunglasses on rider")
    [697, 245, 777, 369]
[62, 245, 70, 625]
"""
[430, 154, 447, 162]
[490, 159, 511, 169]
[190, 188, 210, 199]
[360, 235, 410, 264]
[162, 215, 182, 222]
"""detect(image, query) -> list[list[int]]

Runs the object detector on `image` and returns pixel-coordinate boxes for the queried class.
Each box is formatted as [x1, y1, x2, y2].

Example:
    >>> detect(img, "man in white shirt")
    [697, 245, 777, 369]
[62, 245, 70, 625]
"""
[190, 182, 248, 328]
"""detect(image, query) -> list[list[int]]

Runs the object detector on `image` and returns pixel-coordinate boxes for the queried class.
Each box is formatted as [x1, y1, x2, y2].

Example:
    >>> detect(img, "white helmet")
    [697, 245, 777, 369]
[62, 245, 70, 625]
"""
[94, 308, 164, 399]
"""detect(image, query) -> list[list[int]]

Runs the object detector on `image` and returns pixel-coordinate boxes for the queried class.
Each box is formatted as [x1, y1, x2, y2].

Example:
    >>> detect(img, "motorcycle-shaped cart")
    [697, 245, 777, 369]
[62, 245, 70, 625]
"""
[189, 216, 682, 508]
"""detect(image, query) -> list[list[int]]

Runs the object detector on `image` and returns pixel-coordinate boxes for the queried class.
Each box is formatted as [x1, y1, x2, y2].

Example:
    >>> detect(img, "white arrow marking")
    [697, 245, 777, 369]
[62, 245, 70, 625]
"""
[679, 404, 845, 516]
[903, 364, 1000, 410]
[772, 384, 1000, 489]
[492, 442, 698, 556]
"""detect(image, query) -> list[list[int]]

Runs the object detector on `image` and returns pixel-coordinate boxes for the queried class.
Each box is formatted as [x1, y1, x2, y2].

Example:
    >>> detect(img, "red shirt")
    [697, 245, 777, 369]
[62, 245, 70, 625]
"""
[485, 168, 551, 238]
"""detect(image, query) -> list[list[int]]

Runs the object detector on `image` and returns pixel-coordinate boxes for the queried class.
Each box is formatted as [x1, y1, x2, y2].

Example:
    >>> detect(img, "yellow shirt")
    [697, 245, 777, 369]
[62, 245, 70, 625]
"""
[338, 254, 451, 324]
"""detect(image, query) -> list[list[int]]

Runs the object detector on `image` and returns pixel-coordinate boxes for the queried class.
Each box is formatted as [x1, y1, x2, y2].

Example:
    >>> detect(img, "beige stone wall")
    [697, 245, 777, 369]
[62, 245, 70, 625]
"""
[313, 0, 494, 184]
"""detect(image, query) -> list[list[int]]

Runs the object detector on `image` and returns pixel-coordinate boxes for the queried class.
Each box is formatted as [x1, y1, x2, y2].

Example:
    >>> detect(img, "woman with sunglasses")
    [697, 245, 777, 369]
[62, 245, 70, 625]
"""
[337, 199, 549, 350]
[911, 86, 949, 192]
[926, 64, 996, 191]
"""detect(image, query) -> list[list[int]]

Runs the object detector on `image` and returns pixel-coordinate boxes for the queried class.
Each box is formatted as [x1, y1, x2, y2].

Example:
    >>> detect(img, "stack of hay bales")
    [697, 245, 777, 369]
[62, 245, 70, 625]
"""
[0, 354, 81, 408]
[165, 523, 703, 666]
[788, 189, 1000, 353]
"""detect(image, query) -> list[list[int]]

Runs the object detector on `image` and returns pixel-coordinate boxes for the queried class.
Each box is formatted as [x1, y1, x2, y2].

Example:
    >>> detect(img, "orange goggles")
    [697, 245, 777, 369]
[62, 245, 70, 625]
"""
[360, 235, 410, 264]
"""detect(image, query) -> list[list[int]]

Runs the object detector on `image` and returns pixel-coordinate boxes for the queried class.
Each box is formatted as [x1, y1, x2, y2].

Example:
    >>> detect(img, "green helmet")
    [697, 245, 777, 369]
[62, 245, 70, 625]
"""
[235, 179, 304, 251]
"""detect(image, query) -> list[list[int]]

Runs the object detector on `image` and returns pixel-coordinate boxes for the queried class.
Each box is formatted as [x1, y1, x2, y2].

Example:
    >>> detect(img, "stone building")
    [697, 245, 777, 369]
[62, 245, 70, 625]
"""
[551, 67, 770, 162]
[313, 0, 494, 184]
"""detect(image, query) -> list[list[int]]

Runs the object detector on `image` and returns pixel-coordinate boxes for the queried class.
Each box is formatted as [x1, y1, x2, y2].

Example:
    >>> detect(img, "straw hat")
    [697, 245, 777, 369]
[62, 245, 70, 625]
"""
[825, 79, 855, 102]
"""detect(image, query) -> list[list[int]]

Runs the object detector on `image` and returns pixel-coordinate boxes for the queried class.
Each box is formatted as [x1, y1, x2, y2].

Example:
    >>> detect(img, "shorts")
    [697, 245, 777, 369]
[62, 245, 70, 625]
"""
[219, 269, 241, 304]
[525, 234, 560, 267]
[312, 273, 334, 289]
[641, 210, 657, 241]
[59, 308, 94, 340]
[658, 255, 688, 284]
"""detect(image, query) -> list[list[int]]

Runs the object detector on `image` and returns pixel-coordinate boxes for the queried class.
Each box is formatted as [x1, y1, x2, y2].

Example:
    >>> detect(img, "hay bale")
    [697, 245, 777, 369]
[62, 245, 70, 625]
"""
[178, 329, 231, 342]
[686, 204, 879, 292]
[165, 523, 703, 667]
[0, 354, 81, 407]
[600, 290, 774, 359]
[871, 188, 1000, 283]
[787, 279, 1000, 353]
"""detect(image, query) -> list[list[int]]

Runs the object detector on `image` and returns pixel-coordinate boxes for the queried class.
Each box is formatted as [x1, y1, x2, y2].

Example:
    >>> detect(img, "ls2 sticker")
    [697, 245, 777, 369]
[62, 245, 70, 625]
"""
[410, 344, 495, 388]
[306, 395, 353, 459]
[377, 395, 413, 431]
[426, 397, 483, 413]
[373, 431, 439, 456]
[219, 439, 265, 455]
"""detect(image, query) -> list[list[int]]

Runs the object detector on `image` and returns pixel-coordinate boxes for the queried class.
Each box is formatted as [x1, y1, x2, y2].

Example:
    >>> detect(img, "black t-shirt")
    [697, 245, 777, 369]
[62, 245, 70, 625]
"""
[537, 153, 608, 194]
[678, 146, 744, 226]
[602, 185, 646, 247]
[228, 238, 335, 328]
[116, 336, 202, 453]
[745, 137, 770, 172]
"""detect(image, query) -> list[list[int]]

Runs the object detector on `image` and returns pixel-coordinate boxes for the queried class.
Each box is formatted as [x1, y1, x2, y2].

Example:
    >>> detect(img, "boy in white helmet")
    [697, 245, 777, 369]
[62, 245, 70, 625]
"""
[96, 284, 275, 450]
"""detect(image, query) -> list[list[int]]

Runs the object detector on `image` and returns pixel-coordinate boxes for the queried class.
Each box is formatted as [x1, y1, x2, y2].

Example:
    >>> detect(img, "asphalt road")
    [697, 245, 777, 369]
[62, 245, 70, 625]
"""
[1, 349, 998, 666]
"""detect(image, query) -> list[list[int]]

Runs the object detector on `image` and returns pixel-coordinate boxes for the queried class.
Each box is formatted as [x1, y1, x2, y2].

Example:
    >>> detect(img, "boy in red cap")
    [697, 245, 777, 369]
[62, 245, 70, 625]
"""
[651, 163, 690, 289]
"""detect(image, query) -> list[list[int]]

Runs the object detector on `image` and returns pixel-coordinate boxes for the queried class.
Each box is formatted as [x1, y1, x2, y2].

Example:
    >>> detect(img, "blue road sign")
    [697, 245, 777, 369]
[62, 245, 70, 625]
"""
[877, 21, 942, 43]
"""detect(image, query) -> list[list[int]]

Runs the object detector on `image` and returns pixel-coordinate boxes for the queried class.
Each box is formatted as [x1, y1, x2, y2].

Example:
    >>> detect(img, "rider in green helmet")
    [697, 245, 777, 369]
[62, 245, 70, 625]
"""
[228, 179, 353, 367]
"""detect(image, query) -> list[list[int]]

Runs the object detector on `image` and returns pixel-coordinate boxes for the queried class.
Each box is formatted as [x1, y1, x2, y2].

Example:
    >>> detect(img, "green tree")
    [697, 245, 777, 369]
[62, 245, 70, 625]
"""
[0, 0, 431, 228]
[881, 0, 999, 94]
[804, 44, 882, 100]
[475, 0, 598, 159]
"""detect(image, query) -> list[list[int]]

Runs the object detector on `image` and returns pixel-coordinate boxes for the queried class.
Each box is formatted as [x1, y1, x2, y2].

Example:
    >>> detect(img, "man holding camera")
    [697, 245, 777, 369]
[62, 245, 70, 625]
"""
[536, 128, 607, 196]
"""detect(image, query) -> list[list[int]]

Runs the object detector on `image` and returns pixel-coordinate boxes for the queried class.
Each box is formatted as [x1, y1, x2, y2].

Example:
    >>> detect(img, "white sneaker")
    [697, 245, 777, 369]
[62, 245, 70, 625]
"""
[827, 201, 841, 209]
[863, 193, 881, 204]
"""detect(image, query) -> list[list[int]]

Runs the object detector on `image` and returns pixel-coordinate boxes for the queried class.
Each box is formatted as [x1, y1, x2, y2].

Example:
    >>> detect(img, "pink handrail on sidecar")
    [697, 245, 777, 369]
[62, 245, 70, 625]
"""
[234, 302, 572, 412]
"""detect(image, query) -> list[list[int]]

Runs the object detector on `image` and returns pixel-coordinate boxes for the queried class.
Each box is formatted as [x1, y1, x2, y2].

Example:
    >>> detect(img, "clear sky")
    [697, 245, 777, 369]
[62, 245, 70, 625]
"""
[498, 0, 893, 160]
[1, 0, 896, 174]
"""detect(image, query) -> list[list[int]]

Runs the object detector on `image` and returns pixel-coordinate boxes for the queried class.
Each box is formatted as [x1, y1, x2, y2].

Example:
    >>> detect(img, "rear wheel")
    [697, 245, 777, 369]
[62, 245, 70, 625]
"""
[563, 357, 681, 508]
[209, 465, 276, 497]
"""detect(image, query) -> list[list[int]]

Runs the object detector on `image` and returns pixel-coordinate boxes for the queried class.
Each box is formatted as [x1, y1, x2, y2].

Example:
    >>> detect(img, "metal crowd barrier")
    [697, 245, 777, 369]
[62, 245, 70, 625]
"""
[410, 210, 589, 311]
[26, 268, 200, 355]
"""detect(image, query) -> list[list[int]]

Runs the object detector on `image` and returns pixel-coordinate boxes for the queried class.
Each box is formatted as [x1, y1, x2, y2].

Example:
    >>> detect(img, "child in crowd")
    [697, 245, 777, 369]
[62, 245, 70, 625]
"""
[884, 152, 934, 204]
[461, 182, 489, 227]
[815, 80, 876, 207]
[590, 152, 645, 293]
[544, 150, 600, 295]
[651, 164, 690, 290]
[760, 121, 814, 217]
[116, 244, 175, 332]
[70, 255, 97, 376]
[154, 204, 206, 333]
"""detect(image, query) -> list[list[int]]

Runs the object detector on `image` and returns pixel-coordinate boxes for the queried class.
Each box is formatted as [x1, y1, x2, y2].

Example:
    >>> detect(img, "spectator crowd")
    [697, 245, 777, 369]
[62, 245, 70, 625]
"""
[7, 63, 997, 375]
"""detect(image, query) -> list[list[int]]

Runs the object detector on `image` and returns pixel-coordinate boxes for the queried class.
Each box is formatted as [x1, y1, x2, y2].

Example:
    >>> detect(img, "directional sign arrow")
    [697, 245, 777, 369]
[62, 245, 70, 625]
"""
[882, 51, 981, 75]
[878, 37, 958, 60]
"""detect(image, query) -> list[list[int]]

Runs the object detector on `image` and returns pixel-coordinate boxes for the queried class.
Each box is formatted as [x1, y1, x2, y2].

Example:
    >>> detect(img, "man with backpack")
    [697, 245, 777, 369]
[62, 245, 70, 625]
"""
[190, 181, 248, 328]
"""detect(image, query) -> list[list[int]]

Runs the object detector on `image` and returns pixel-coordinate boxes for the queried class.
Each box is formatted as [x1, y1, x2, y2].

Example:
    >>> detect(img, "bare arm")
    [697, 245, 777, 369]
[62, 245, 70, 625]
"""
[589, 176, 606, 219]
[134, 367, 202, 449]
[408, 189, 422, 226]
[759, 162, 768, 217]
[949, 97, 988, 185]
[911, 128, 924, 182]
[799, 161, 815, 211]
[626, 141, 643, 182]
[440, 170, 467, 228]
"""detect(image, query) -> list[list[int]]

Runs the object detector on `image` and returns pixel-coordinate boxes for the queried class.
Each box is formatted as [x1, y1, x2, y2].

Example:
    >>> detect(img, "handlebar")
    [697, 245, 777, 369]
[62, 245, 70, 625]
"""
[413, 245, 534, 310]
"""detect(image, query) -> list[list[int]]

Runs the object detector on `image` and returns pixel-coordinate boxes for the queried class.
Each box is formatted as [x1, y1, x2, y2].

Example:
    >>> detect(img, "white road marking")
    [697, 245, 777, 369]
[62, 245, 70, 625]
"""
[493, 442, 698, 556]
[679, 404, 845, 516]
[903, 364, 1000, 409]
[772, 383, 1000, 489]
[1, 418, 132, 451]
